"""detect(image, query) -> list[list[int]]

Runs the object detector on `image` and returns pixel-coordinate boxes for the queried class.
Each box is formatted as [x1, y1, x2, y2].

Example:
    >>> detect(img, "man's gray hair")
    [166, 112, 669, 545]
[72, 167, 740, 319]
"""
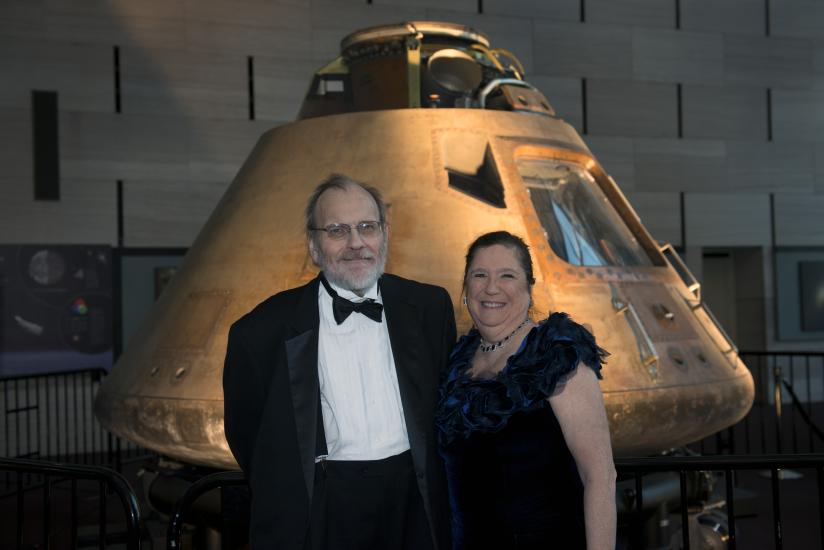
[304, 174, 387, 237]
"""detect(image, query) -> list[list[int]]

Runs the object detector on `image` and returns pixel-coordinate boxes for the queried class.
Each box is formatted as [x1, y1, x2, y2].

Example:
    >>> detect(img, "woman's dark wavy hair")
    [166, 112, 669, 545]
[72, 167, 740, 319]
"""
[463, 231, 536, 287]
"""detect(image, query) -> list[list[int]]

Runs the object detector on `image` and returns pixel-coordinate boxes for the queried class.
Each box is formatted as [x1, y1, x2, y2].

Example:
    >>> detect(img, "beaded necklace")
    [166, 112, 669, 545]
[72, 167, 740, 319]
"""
[478, 318, 530, 353]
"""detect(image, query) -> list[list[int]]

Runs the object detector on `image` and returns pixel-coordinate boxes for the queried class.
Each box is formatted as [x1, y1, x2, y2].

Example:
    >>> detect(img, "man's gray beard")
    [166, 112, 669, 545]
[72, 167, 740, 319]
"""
[318, 238, 388, 293]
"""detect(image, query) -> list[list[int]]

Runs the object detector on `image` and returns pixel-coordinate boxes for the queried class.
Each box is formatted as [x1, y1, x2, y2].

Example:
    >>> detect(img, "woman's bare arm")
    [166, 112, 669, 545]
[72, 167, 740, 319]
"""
[549, 365, 617, 550]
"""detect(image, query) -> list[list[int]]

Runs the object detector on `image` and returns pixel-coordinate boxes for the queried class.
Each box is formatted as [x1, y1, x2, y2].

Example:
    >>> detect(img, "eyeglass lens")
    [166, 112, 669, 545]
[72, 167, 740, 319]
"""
[324, 221, 381, 239]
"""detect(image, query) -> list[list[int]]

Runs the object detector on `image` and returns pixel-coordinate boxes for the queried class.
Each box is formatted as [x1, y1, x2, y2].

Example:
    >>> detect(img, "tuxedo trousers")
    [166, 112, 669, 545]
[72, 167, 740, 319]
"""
[306, 450, 434, 550]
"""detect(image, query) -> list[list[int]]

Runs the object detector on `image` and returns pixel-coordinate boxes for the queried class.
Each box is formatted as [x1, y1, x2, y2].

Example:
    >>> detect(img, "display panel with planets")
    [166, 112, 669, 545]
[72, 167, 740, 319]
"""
[0, 245, 113, 377]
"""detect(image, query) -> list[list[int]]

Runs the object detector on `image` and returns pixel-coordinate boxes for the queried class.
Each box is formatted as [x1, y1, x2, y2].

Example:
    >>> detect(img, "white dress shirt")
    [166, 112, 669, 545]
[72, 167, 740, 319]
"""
[316, 279, 410, 461]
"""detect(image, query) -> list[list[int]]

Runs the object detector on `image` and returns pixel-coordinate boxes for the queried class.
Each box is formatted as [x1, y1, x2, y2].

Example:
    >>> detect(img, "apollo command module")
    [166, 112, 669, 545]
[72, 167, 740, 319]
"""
[95, 21, 754, 469]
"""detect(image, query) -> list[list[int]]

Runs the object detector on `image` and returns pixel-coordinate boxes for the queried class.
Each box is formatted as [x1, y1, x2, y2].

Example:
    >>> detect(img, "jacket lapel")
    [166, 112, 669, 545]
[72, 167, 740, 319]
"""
[285, 277, 321, 499]
[381, 276, 429, 474]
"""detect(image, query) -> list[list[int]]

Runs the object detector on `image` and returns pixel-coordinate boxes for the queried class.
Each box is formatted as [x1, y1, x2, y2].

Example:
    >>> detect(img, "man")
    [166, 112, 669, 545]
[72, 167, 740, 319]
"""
[223, 174, 456, 550]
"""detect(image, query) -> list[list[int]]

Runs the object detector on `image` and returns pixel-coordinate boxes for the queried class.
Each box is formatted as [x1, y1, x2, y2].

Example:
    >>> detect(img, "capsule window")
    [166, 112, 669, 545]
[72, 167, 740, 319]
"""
[517, 158, 653, 267]
[442, 132, 505, 208]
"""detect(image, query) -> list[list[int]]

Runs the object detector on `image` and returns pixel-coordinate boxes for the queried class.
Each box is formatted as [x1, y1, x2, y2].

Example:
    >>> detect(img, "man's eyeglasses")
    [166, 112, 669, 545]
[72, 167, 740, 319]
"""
[310, 221, 384, 240]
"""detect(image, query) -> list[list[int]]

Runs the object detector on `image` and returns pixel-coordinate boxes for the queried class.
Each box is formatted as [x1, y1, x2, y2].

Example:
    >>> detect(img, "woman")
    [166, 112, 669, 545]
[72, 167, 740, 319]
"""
[435, 231, 616, 550]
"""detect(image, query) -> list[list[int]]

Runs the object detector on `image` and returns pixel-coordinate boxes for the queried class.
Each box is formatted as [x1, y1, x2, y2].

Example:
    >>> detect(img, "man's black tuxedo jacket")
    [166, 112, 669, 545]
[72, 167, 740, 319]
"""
[223, 274, 457, 550]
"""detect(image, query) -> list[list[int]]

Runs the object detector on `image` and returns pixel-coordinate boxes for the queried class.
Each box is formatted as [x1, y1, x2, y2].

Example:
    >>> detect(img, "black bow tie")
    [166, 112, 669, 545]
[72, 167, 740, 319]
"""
[320, 275, 383, 324]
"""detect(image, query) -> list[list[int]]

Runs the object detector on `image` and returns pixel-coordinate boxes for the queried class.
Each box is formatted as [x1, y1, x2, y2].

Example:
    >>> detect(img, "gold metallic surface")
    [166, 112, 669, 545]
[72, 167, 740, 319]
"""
[95, 23, 754, 467]
[341, 21, 490, 51]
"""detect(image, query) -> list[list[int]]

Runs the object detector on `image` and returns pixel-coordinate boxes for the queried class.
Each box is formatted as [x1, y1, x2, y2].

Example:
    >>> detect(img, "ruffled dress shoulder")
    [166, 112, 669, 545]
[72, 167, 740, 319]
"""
[435, 312, 607, 447]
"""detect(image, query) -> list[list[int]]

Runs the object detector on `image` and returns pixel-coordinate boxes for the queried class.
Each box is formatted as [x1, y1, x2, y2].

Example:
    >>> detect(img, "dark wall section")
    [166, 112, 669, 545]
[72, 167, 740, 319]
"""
[31, 91, 60, 202]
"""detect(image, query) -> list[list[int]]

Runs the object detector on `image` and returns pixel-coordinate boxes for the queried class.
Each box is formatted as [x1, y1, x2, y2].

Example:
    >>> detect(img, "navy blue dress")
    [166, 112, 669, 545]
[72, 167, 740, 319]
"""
[435, 313, 606, 550]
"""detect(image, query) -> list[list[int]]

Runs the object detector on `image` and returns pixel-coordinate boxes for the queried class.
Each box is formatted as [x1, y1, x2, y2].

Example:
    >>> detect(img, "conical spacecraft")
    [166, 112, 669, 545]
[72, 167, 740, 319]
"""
[95, 22, 754, 468]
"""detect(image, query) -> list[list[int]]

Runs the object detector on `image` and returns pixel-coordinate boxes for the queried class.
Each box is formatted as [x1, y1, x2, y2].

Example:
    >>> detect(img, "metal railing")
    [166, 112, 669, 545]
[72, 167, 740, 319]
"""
[164, 454, 824, 550]
[615, 453, 824, 550]
[0, 457, 143, 550]
[0, 368, 151, 468]
[693, 351, 824, 455]
[166, 470, 247, 550]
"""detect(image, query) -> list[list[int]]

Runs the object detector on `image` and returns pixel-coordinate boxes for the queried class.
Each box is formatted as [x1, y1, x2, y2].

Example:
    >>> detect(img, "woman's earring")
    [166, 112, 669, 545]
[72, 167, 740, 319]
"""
[462, 296, 467, 306]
